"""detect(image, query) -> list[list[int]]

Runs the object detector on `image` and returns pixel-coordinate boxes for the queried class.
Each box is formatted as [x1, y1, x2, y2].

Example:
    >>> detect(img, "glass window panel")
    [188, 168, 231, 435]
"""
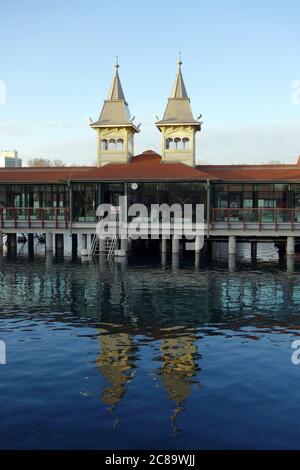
[229, 184, 242, 192]
[215, 184, 228, 193]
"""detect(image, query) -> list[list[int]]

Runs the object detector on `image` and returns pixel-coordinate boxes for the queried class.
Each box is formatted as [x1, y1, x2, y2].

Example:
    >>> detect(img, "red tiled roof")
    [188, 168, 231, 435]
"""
[199, 164, 300, 182]
[0, 151, 210, 183]
[0, 150, 300, 183]
[70, 151, 210, 181]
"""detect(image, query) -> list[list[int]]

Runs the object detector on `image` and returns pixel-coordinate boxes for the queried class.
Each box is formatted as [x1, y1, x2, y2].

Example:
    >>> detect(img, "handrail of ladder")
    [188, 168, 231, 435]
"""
[107, 231, 117, 259]
[107, 212, 119, 260]
[89, 233, 98, 257]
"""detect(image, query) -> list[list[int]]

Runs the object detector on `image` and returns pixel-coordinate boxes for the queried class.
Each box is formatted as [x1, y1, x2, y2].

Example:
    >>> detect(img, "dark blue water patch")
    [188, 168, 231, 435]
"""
[0, 253, 300, 449]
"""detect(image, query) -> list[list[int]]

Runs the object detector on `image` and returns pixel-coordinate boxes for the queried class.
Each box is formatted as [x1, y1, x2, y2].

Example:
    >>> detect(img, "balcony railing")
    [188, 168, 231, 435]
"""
[0, 207, 69, 229]
[212, 208, 300, 231]
[2, 206, 299, 232]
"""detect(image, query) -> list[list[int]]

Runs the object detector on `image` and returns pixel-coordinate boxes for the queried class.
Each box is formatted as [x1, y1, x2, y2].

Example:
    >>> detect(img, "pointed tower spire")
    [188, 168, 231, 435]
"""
[90, 58, 139, 166]
[171, 53, 188, 99]
[157, 55, 199, 125]
[107, 56, 126, 101]
[91, 59, 134, 126]
[156, 56, 201, 167]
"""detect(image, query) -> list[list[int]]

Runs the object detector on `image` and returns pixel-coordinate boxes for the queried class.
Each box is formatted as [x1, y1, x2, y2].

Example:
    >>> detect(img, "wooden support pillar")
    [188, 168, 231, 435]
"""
[161, 250, 167, 266]
[172, 236, 180, 254]
[287, 254, 294, 275]
[277, 242, 285, 260]
[195, 235, 202, 252]
[55, 233, 64, 254]
[7, 233, 17, 254]
[195, 251, 200, 269]
[46, 232, 53, 252]
[251, 241, 257, 260]
[115, 237, 127, 257]
[172, 253, 179, 270]
[80, 234, 88, 256]
[228, 236, 236, 255]
[45, 251, 53, 269]
[287, 236, 295, 255]
[72, 233, 78, 256]
[228, 253, 236, 272]
[28, 233, 34, 256]
[121, 238, 128, 252]
[161, 237, 168, 253]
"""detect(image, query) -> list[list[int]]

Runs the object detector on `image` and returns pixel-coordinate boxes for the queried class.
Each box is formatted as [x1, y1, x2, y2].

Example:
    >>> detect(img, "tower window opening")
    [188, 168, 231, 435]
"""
[101, 139, 108, 150]
[166, 138, 173, 149]
[174, 137, 181, 150]
[108, 139, 116, 150]
[117, 138, 124, 151]
[183, 137, 190, 150]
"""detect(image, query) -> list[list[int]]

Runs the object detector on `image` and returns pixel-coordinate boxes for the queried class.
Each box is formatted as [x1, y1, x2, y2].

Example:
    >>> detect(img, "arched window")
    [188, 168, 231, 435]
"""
[117, 138, 124, 151]
[174, 137, 181, 150]
[108, 139, 116, 150]
[182, 137, 190, 150]
[101, 139, 108, 150]
[166, 138, 173, 149]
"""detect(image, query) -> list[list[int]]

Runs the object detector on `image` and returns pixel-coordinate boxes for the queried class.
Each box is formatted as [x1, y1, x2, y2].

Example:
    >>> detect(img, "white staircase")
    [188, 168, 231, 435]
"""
[90, 208, 120, 259]
[89, 234, 117, 257]
[107, 233, 117, 259]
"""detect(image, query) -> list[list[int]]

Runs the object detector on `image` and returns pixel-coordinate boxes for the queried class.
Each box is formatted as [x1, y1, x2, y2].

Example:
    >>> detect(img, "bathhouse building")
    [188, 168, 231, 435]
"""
[0, 58, 300, 258]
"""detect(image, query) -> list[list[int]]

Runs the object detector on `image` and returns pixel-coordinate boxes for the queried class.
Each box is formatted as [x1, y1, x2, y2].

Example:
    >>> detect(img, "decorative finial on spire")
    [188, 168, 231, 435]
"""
[177, 51, 182, 68]
[114, 55, 119, 71]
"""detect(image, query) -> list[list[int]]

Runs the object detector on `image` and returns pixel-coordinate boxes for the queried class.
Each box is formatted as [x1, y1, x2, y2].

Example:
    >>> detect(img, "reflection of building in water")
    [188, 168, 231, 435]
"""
[158, 327, 199, 432]
[97, 325, 136, 420]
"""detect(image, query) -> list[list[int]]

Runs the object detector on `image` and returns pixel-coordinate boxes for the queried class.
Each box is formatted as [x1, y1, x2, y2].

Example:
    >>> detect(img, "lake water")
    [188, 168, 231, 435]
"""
[0, 241, 300, 449]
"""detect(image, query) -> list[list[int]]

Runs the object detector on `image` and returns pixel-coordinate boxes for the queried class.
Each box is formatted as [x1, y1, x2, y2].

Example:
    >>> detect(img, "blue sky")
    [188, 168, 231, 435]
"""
[1, 0, 300, 165]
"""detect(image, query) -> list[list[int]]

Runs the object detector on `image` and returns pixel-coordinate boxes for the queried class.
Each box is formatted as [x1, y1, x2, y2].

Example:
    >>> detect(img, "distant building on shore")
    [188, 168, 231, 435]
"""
[0, 150, 22, 168]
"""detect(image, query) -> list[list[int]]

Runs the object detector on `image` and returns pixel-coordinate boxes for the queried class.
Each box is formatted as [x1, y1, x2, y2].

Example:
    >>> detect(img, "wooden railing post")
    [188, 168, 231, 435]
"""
[259, 208, 262, 232]
[208, 207, 298, 232]
[41, 208, 44, 229]
[0, 207, 70, 229]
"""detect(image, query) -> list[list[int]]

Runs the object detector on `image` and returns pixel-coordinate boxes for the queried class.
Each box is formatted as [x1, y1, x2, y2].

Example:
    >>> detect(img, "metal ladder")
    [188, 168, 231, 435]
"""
[107, 212, 119, 260]
[89, 233, 99, 256]
[89, 215, 119, 259]
[89, 233, 116, 257]
[107, 232, 117, 259]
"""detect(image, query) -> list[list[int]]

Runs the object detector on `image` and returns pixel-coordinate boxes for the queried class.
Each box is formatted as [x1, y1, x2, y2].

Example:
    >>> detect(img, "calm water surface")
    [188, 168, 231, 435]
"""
[0, 243, 300, 449]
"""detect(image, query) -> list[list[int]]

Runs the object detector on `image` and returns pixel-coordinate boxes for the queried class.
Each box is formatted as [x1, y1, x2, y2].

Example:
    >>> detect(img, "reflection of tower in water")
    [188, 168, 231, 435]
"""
[97, 324, 136, 427]
[158, 327, 199, 433]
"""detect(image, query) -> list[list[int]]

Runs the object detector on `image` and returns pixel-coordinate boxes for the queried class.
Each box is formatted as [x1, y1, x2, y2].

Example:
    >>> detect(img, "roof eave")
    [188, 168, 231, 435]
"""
[155, 121, 200, 130]
[90, 122, 140, 133]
